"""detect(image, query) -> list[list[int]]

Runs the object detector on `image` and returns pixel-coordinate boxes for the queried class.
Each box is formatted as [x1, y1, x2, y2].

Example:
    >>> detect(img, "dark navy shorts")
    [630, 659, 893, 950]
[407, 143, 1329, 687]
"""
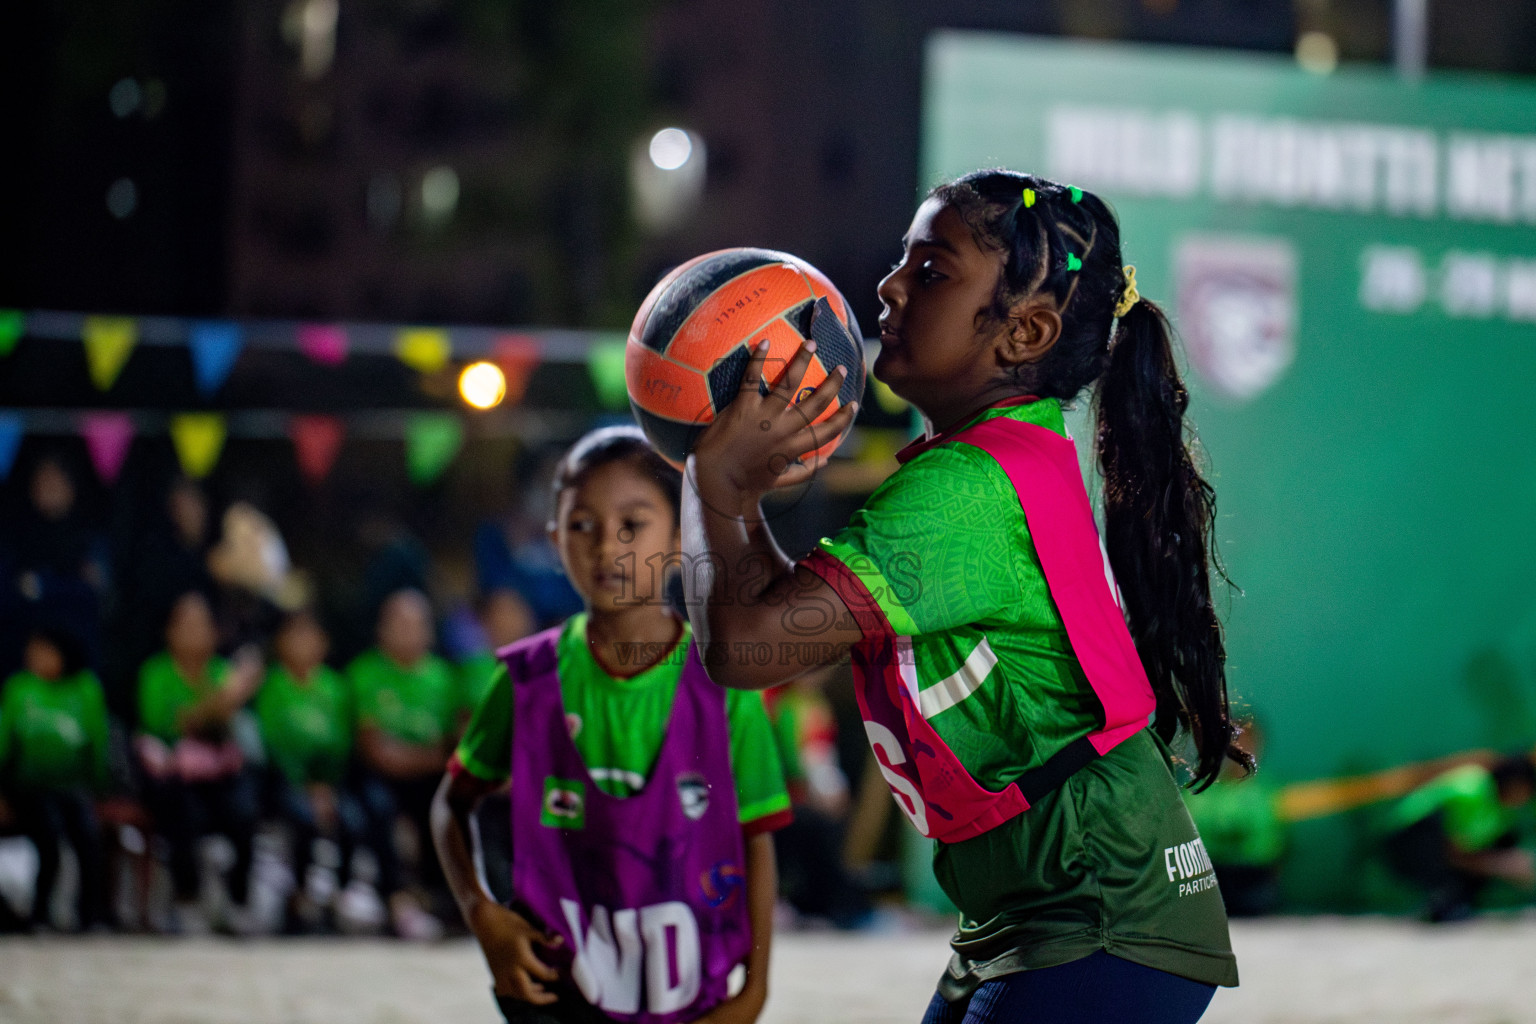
[921, 950, 1217, 1024]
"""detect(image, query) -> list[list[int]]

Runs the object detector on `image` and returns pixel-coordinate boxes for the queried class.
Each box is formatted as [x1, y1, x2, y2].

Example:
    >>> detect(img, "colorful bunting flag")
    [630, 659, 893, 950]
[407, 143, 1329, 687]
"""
[289, 415, 345, 484]
[80, 413, 135, 485]
[0, 310, 23, 358]
[0, 413, 21, 481]
[170, 413, 226, 479]
[189, 321, 244, 397]
[395, 327, 451, 375]
[405, 413, 463, 486]
[492, 333, 542, 405]
[82, 316, 138, 391]
[297, 323, 348, 366]
[586, 335, 628, 410]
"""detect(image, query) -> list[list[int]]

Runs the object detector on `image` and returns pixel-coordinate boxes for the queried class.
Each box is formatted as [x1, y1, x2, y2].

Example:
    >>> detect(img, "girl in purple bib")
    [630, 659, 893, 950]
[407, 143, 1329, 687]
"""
[432, 426, 790, 1024]
[682, 172, 1250, 1023]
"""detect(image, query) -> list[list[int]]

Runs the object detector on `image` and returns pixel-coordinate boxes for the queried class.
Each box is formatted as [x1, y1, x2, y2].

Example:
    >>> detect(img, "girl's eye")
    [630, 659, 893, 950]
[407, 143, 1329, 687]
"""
[916, 263, 945, 284]
[569, 518, 595, 533]
[622, 518, 649, 535]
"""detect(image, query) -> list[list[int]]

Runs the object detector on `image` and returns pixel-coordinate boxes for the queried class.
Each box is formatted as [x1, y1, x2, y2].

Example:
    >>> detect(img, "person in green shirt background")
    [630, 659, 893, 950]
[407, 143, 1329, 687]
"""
[458, 587, 537, 712]
[0, 624, 110, 931]
[454, 586, 536, 907]
[349, 587, 459, 940]
[257, 607, 364, 933]
[1382, 755, 1536, 922]
[1182, 719, 1286, 918]
[135, 590, 263, 931]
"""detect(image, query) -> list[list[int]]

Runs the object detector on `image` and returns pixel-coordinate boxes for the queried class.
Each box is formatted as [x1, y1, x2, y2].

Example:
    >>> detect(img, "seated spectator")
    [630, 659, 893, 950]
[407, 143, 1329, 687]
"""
[256, 609, 364, 933]
[1383, 755, 1536, 922]
[456, 587, 536, 715]
[348, 588, 458, 940]
[1182, 719, 1285, 917]
[453, 587, 535, 906]
[0, 625, 111, 930]
[765, 667, 872, 929]
[135, 591, 263, 932]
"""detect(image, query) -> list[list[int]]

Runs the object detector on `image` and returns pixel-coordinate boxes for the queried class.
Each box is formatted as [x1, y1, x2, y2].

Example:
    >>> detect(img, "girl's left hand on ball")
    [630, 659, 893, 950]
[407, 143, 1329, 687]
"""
[690, 339, 857, 512]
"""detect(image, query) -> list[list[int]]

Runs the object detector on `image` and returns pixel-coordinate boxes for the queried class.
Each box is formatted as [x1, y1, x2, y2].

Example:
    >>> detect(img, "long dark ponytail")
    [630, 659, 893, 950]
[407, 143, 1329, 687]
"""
[932, 169, 1249, 789]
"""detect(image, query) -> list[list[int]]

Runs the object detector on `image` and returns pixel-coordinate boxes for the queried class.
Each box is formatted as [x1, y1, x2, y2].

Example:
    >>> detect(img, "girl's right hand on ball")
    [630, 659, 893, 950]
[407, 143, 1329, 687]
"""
[470, 899, 563, 1005]
[690, 338, 857, 512]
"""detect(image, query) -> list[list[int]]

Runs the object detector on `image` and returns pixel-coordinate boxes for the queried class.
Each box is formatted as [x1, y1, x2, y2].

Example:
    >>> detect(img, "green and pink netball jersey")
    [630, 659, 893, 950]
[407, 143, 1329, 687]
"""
[801, 397, 1239, 995]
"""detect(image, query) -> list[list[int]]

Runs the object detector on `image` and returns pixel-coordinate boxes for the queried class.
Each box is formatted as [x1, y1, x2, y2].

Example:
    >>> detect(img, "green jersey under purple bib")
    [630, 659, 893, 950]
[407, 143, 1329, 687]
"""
[506, 628, 751, 1023]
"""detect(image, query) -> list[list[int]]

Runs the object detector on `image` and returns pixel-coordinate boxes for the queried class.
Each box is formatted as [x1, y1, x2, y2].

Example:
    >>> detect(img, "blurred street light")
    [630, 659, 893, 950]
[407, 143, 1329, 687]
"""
[459, 361, 507, 410]
[631, 127, 706, 233]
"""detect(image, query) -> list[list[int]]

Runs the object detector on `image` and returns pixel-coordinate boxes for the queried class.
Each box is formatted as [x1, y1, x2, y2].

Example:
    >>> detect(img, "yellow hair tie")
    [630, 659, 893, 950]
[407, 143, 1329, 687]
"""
[1113, 265, 1139, 318]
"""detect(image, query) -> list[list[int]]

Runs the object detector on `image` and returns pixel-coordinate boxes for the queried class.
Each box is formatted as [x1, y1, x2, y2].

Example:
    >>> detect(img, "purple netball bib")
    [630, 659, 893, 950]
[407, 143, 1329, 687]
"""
[503, 628, 751, 1023]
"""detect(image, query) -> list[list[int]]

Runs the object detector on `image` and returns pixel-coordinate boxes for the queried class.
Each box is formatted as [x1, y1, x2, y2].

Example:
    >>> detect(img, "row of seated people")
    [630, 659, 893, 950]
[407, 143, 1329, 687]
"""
[0, 585, 535, 937]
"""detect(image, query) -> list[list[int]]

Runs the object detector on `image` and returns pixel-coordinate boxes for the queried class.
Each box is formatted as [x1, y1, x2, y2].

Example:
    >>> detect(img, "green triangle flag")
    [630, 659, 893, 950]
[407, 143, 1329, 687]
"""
[405, 413, 463, 485]
[83, 316, 139, 391]
[586, 335, 629, 410]
[0, 310, 23, 358]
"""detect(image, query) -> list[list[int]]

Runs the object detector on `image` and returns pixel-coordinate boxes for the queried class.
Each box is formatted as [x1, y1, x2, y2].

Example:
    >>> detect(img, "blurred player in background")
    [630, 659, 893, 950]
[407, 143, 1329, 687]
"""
[1383, 755, 1536, 922]
[256, 608, 365, 933]
[349, 588, 459, 940]
[0, 624, 110, 931]
[764, 666, 872, 930]
[1183, 718, 1285, 917]
[432, 425, 789, 1024]
[134, 590, 263, 932]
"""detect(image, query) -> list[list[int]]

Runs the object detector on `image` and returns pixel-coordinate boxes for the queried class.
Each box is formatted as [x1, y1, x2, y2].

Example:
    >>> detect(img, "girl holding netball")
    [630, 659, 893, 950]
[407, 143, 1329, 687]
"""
[432, 426, 790, 1024]
[684, 170, 1244, 1023]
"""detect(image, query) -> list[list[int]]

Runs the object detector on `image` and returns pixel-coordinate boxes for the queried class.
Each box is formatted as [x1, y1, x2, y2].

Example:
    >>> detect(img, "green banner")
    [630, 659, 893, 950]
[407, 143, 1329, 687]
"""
[925, 34, 1536, 909]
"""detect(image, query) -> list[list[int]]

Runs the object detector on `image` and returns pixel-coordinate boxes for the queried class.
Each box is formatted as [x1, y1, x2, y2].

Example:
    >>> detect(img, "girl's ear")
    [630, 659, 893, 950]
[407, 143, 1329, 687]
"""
[1000, 301, 1062, 367]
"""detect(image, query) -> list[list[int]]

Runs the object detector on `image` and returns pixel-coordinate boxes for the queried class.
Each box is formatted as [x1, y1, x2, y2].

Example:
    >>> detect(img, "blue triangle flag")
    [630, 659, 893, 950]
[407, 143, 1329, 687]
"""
[0, 413, 22, 481]
[189, 321, 244, 397]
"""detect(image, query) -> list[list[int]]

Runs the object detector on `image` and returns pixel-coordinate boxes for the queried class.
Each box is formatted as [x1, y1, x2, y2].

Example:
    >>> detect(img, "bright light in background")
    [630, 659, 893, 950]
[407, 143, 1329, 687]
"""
[633, 128, 707, 232]
[421, 166, 460, 226]
[1296, 31, 1339, 75]
[459, 361, 506, 409]
[106, 178, 138, 219]
[648, 128, 694, 170]
[283, 0, 339, 80]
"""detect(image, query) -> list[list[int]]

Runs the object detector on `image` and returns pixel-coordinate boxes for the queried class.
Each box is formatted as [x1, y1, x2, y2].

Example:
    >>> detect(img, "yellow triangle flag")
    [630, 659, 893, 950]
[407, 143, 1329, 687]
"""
[394, 328, 451, 374]
[82, 316, 138, 391]
[170, 413, 227, 479]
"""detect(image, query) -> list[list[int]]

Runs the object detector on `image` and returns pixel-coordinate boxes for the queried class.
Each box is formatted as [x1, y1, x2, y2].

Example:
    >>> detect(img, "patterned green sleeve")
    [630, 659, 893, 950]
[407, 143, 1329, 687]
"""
[452, 663, 512, 782]
[811, 444, 1022, 637]
[724, 689, 791, 829]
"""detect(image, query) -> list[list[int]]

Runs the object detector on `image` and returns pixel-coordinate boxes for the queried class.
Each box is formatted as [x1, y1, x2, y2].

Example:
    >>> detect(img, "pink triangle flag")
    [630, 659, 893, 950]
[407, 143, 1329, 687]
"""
[297, 324, 348, 367]
[81, 413, 135, 484]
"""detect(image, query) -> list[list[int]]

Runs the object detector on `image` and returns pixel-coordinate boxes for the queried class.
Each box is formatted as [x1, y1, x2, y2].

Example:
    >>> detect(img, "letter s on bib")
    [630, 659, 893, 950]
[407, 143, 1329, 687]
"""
[863, 720, 929, 836]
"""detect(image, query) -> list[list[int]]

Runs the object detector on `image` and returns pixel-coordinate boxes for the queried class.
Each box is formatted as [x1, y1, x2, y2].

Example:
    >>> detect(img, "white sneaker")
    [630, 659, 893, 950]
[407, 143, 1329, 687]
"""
[390, 897, 444, 942]
[334, 880, 387, 935]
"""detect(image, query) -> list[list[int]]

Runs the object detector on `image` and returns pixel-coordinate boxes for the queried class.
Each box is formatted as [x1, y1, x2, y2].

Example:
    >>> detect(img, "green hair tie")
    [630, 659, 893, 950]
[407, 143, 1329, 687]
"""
[1066, 252, 1082, 272]
[1069, 186, 1083, 204]
[1022, 188, 1037, 208]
